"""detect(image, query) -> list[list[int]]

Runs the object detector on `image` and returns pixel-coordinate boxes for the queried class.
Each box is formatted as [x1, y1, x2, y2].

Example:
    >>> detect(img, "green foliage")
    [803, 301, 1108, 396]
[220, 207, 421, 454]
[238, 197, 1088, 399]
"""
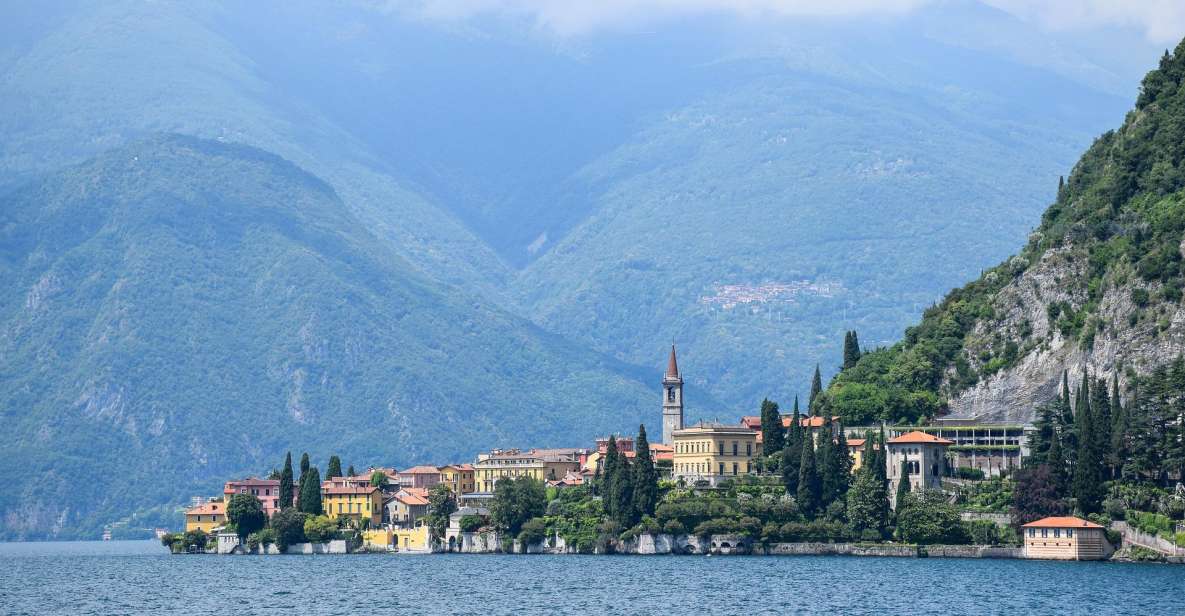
[279, 453, 294, 510]
[427, 484, 458, 539]
[490, 477, 547, 536]
[895, 491, 969, 545]
[326, 456, 343, 479]
[369, 471, 388, 488]
[781, 402, 803, 495]
[226, 493, 266, 539]
[953, 467, 985, 480]
[303, 515, 336, 543]
[516, 517, 549, 548]
[631, 424, 659, 521]
[268, 507, 307, 551]
[299, 467, 322, 516]
[847, 467, 888, 537]
[796, 436, 821, 518]
[956, 476, 1013, 513]
[965, 520, 1001, 545]
[759, 399, 785, 455]
[459, 515, 485, 533]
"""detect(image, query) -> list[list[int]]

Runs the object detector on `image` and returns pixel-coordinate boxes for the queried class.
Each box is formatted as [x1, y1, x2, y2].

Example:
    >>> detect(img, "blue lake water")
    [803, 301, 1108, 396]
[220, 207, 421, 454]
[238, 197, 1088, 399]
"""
[1, 540, 1183, 615]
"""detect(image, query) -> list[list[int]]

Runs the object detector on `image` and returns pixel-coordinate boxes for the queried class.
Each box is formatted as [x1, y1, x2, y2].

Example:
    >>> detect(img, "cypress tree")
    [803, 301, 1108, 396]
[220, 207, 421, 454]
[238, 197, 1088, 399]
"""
[632, 424, 658, 519]
[279, 452, 294, 509]
[611, 452, 635, 527]
[842, 331, 862, 369]
[297, 452, 311, 510]
[299, 467, 322, 515]
[1030, 401, 1059, 466]
[809, 365, 823, 415]
[833, 422, 852, 498]
[816, 419, 835, 507]
[1072, 379, 1105, 515]
[1109, 375, 1129, 479]
[1047, 432, 1068, 497]
[602, 436, 620, 518]
[760, 398, 785, 455]
[347, 465, 357, 478]
[1091, 377, 1111, 475]
[797, 436, 821, 518]
[781, 399, 803, 495]
[326, 455, 343, 479]
[894, 459, 911, 509]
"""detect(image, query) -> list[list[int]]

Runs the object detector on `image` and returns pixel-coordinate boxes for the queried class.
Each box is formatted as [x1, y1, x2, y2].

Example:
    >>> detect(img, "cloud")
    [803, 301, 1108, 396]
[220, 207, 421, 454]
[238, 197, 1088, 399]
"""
[390, 0, 1185, 43]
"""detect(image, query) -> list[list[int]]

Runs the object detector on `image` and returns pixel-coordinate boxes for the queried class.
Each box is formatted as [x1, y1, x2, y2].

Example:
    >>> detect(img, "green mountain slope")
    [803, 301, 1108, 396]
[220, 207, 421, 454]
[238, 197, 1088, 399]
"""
[0, 135, 654, 539]
[515, 58, 1121, 410]
[817, 38, 1185, 425]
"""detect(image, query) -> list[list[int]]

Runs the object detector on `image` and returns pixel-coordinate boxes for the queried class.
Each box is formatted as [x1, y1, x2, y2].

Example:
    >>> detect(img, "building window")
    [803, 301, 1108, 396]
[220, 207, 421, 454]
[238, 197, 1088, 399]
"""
[1028, 528, 1035, 537]
[732, 442, 738, 456]
[718, 442, 724, 456]
[1041, 529, 1048, 538]
[667, 386, 675, 402]
[1053, 529, 1060, 538]
[746, 443, 752, 456]
[732, 463, 738, 476]
[1066, 529, 1073, 538]
[718, 463, 724, 475]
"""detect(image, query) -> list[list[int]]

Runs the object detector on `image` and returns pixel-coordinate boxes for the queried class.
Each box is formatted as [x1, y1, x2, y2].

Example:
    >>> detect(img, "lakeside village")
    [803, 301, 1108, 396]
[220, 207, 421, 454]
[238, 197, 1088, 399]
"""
[164, 343, 1185, 563]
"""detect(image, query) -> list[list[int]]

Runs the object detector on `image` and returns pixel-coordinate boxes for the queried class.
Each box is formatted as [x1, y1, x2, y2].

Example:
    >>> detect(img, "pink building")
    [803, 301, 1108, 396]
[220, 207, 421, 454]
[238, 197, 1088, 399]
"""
[398, 465, 442, 490]
[223, 478, 292, 518]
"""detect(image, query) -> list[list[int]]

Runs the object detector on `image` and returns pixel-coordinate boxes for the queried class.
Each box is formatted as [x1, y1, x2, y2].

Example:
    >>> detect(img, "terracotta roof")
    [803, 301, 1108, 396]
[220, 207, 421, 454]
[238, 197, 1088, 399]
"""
[186, 502, 224, 516]
[888, 431, 954, 445]
[847, 438, 866, 447]
[1022, 516, 1104, 529]
[322, 485, 379, 495]
[400, 465, 441, 475]
[393, 490, 429, 506]
[649, 443, 673, 452]
[740, 416, 762, 429]
[665, 345, 680, 379]
[224, 477, 279, 490]
[404, 487, 429, 499]
[441, 463, 475, 471]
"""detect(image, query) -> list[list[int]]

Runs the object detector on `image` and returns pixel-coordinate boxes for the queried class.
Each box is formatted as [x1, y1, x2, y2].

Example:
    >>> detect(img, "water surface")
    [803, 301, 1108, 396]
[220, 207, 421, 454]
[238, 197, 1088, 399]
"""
[1, 541, 1181, 615]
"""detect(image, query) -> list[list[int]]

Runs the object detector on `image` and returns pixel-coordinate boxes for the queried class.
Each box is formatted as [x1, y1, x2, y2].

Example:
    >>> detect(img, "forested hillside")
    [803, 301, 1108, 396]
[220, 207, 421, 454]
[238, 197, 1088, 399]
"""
[0, 136, 652, 539]
[818, 37, 1185, 426]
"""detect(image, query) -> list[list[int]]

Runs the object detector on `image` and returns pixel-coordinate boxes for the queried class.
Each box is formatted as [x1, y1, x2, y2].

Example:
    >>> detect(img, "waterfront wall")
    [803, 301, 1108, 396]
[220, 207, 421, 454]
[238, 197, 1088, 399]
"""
[1113, 521, 1185, 559]
[286, 540, 348, 555]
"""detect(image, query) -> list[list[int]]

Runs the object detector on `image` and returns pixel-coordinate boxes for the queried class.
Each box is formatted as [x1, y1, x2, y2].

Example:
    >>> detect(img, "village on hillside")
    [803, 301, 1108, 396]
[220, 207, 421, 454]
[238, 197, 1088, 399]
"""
[169, 346, 1182, 563]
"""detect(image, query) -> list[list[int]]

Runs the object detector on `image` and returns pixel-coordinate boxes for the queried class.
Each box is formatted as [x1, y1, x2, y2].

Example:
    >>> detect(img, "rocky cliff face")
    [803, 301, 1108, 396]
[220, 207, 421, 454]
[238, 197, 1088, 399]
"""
[947, 241, 1185, 423]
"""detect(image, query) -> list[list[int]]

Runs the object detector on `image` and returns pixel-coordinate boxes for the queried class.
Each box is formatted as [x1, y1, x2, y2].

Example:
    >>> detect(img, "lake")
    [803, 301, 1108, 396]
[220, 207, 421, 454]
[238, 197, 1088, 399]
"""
[1, 541, 1182, 615]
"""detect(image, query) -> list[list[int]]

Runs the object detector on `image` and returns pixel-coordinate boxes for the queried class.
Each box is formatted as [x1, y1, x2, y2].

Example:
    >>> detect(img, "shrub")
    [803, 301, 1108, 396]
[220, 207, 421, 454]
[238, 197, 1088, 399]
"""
[517, 517, 548, 548]
[662, 519, 686, 535]
[459, 515, 485, 533]
[269, 508, 308, 551]
[954, 467, 985, 481]
[303, 515, 336, 543]
[966, 520, 999, 545]
[859, 528, 883, 542]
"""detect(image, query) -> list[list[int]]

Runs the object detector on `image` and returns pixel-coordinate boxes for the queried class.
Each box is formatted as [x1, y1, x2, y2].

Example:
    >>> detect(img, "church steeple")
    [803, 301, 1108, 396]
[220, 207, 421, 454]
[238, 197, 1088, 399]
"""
[662, 345, 684, 445]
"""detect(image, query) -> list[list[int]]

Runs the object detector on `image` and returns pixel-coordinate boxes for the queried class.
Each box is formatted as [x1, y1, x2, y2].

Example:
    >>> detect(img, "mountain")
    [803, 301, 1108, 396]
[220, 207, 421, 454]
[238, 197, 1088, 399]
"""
[0, 135, 655, 539]
[817, 38, 1185, 425]
[0, 1, 1161, 537]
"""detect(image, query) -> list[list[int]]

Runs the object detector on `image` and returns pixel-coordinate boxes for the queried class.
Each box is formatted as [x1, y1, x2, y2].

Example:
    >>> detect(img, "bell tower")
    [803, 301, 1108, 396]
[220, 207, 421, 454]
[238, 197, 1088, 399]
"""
[662, 345, 684, 445]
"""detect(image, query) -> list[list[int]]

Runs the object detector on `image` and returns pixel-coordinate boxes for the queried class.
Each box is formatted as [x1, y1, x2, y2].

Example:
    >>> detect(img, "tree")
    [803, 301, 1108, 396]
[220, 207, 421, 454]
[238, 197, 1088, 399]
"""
[896, 491, 967, 544]
[490, 476, 546, 536]
[894, 459, 911, 509]
[843, 331, 862, 369]
[370, 470, 388, 488]
[1029, 401, 1059, 466]
[300, 452, 310, 477]
[632, 424, 658, 520]
[602, 436, 621, 507]
[760, 398, 785, 455]
[831, 422, 852, 497]
[326, 455, 343, 479]
[781, 398, 803, 495]
[610, 451, 636, 527]
[1011, 465, 1068, 527]
[809, 365, 824, 415]
[279, 452, 294, 510]
[347, 465, 357, 477]
[427, 484, 457, 539]
[303, 515, 336, 543]
[1046, 431, 1068, 497]
[847, 466, 888, 537]
[269, 507, 307, 551]
[816, 419, 837, 507]
[299, 467, 322, 515]
[797, 436, 821, 518]
[227, 493, 266, 539]
[1108, 374, 1128, 479]
[1072, 376, 1105, 515]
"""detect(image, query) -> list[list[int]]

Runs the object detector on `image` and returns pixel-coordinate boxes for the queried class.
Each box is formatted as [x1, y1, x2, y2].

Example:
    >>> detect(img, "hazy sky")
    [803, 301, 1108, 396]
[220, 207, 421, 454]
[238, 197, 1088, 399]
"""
[394, 0, 1185, 43]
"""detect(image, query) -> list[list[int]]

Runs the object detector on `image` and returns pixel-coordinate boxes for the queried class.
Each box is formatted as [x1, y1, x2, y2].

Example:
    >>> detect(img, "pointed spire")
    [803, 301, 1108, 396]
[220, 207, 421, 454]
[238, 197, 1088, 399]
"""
[665, 345, 680, 380]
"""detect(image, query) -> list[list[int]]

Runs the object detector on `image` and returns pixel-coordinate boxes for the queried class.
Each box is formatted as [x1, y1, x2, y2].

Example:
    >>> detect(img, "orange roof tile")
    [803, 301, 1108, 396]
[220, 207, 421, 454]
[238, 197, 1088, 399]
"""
[400, 465, 441, 475]
[322, 485, 379, 495]
[847, 438, 866, 447]
[393, 490, 429, 506]
[888, 431, 953, 445]
[741, 416, 762, 429]
[649, 443, 674, 452]
[1021, 516, 1104, 529]
[186, 502, 224, 516]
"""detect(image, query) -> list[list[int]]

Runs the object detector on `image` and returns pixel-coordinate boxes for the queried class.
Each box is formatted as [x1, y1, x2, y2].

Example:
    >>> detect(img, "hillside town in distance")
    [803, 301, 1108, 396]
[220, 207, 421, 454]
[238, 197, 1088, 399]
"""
[167, 344, 1178, 563]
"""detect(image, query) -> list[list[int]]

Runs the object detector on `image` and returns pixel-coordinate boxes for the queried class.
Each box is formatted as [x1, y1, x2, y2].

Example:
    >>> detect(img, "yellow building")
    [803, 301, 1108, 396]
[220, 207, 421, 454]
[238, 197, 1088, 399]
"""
[1022, 517, 1109, 560]
[439, 464, 476, 495]
[362, 528, 394, 551]
[321, 485, 383, 527]
[184, 501, 226, 533]
[473, 448, 583, 493]
[672, 422, 760, 486]
[394, 524, 432, 552]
